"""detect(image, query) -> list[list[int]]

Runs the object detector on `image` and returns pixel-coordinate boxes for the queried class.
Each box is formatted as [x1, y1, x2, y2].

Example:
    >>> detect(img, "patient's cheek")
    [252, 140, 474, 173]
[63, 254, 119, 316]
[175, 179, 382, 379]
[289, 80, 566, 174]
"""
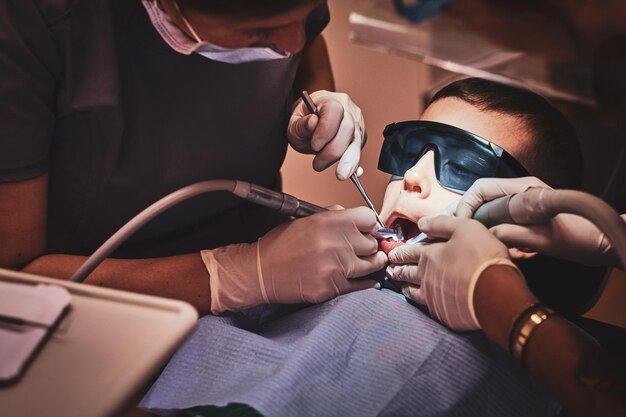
[378, 238, 407, 255]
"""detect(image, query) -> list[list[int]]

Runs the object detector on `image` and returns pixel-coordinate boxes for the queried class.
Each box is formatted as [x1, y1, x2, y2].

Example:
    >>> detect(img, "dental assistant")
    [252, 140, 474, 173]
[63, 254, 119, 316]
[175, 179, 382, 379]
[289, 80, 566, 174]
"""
[385, 176, 626, 417]
[0, 0, 386, 314]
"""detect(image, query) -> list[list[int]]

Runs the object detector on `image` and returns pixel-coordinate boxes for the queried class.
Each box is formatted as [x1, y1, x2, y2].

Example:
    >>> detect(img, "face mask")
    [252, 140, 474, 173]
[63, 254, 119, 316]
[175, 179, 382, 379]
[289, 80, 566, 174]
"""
[141, 0, 292, 64]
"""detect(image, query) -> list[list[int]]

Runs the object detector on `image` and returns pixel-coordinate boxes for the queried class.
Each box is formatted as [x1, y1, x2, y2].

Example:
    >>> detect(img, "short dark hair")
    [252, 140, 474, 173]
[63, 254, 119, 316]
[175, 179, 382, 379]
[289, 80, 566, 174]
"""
[430, 78, 584, 189]
[178, 0, 316, 18]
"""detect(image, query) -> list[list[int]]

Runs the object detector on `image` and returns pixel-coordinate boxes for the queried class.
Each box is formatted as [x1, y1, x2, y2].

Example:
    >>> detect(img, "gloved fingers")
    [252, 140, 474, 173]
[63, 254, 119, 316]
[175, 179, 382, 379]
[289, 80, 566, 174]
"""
[491, 219, 602, 262]
[454, 178, 510, 218]
[400, 283, 427, 305]
[312, 111, 355, 173]
[490, 223, 552, 252]
[343, 206, 379, 233]
[334, 131, 362, 180]
[417, 214, 474, 240]
[308, 91, 365, 178]
[387, 243, 425, 264]
[385, 263, 421, 285]
[287, 113, 319, 153]
[348, 251, 388, 278]
[310, 99, 344, 152]
[455, 176, 549, 218]
[349, 232, 380, 256]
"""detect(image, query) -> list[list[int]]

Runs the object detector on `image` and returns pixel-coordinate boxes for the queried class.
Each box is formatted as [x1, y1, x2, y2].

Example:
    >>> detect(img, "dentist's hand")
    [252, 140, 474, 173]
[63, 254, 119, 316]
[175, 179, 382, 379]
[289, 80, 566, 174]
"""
[288, 90, 366, 180]
[454, 176, 624, 267]
[202, 207, 387, 314]
[386, 215, 522, 330]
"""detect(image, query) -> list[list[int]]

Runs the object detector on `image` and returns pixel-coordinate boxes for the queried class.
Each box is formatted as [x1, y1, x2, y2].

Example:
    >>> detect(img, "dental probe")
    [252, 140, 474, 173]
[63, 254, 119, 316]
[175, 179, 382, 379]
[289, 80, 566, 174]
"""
[350, 174, 386, 228]
[300, 90, 386, 228]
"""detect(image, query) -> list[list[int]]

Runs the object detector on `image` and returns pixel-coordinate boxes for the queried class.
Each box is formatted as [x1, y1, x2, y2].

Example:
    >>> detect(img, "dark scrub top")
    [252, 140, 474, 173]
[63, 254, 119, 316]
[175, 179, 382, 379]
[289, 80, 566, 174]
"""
[0, 0, 329, 257]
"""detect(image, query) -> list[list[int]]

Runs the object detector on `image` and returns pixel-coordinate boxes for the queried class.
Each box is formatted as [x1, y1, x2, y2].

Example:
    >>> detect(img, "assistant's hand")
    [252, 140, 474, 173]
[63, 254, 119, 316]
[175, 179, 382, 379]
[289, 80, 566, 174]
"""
[453, 176, 550, 218]
[202, 207, 387, 314]
[288, 90, 366, 180]
[386, 215, 523, 330]
[454, 176, 624, 267]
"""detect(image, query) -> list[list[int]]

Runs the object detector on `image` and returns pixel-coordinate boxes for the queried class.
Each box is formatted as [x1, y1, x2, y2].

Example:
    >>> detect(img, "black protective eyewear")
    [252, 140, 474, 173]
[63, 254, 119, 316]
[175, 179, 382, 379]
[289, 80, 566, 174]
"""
[378, 120, 530, 193]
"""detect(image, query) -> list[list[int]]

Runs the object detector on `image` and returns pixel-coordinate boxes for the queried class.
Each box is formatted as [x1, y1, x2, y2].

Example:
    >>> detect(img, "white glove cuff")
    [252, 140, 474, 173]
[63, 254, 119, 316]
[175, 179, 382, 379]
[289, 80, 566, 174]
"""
[201, 243, 261, 314]
[468, 258, 522, 328]
[256, 238, 270, 304]
[200, 249, 225, 314]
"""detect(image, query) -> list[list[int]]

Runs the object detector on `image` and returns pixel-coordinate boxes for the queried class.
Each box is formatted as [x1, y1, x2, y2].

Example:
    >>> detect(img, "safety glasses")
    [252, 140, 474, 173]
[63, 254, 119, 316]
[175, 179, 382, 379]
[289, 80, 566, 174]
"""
[378, 120, 529, 193]
[393, 0, 458, 24]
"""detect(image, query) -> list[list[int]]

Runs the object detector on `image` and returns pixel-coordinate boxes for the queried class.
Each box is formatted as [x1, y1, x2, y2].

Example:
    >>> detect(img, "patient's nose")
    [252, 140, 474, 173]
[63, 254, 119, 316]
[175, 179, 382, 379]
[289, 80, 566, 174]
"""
[402, 151, 436, 199]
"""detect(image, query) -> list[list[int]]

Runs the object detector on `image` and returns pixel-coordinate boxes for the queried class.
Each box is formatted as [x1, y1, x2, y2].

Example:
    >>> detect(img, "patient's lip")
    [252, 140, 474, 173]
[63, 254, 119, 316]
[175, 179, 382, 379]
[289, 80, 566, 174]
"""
[379, 237, 406, 255]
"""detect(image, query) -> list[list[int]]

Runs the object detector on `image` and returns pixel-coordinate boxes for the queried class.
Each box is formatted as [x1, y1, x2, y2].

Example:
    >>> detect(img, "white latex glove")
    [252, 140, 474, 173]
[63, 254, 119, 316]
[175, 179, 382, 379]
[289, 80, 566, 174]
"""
[386, 216, 522, 331]
[453, 176, 624, 267]
[201, 207, 387, 314]
[288, 90, 366, 180]
[453, 176, 550, 218]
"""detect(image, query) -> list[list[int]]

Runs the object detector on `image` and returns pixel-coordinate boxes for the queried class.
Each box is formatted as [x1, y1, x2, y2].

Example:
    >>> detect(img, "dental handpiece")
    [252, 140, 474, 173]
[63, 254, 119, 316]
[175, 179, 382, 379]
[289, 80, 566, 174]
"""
[232, 181, 325, 217]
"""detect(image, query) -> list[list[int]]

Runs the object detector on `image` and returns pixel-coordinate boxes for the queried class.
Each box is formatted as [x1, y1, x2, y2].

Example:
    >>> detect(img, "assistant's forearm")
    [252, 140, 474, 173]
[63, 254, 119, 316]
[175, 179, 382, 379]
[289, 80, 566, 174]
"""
[293, 34, 335, 95]
[22, 253, 212, 314]
[474, 266, 626, 417]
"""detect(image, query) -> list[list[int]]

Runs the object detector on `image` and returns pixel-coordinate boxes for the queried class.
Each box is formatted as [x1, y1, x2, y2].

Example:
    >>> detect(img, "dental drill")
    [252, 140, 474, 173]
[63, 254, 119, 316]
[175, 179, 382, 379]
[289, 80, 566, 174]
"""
[473, 187, 626, 268]
[70, 180, 400, 283]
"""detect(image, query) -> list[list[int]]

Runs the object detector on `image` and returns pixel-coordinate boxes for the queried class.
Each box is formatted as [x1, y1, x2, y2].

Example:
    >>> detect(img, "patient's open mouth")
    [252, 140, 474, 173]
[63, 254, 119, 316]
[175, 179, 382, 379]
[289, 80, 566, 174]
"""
[389, 216, 420, 241]
[377, 216, 421, 254]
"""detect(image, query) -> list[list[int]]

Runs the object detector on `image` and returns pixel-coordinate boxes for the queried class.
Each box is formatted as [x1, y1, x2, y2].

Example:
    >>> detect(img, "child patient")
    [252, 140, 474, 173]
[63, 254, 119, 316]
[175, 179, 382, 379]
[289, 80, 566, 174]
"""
[376, 77, 582, 253]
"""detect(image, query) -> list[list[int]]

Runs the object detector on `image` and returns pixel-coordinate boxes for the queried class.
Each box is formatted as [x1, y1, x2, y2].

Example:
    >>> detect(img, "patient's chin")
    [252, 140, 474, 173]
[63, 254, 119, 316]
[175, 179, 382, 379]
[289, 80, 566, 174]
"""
[508, 248, 538, 260]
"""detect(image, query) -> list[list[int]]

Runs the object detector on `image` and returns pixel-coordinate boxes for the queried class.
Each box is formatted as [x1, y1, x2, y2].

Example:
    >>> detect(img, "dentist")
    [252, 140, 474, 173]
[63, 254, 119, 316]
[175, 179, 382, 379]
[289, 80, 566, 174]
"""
[0, 0, 385, 314]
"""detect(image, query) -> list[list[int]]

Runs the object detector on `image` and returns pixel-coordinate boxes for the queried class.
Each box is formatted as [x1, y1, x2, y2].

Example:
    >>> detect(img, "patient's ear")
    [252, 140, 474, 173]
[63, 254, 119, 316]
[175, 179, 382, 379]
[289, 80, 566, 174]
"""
[508, 248, 538, 260]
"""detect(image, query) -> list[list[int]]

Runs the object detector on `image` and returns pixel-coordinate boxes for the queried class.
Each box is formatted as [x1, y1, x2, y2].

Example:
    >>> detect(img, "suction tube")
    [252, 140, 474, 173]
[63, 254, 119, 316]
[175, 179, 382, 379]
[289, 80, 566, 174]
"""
[70, 180, 325, 283]
[473, 187, 626, 268]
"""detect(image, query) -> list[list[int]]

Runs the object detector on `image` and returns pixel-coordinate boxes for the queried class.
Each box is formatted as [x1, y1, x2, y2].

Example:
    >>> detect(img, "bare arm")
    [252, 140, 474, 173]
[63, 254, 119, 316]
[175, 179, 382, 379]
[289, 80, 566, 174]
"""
[23, 253, 212, 314]
[474, 265, 626, 417]
[293, 34, 335, 95]
[0, 175, 48, 269]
